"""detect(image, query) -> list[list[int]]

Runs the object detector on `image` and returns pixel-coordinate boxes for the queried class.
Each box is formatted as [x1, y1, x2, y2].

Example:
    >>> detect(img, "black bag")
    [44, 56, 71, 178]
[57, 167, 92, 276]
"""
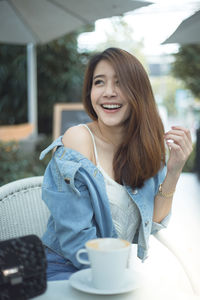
[0, 235, 47, 300]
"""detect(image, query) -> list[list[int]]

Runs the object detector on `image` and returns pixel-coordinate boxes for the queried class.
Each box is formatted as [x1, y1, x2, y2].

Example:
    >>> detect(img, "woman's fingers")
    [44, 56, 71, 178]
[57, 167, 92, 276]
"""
[165, 127, 193, 174]
[166, 126, 192, 147]
[166, 139, 187, 162]
[171, 126, 192, 143]
[165, 133, 189, 152]
[164, 126, 193, 175]
[164, 126, 193, 155]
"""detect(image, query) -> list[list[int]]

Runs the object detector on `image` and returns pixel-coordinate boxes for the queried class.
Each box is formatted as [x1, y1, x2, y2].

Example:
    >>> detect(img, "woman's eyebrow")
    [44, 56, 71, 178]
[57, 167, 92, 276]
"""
[93, 74, 117, 80]
[93, 74, 105, 80]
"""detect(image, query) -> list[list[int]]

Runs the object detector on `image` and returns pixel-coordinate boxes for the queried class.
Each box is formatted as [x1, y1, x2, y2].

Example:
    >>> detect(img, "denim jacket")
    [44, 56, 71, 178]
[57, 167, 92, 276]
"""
[40, 136, 170, 269]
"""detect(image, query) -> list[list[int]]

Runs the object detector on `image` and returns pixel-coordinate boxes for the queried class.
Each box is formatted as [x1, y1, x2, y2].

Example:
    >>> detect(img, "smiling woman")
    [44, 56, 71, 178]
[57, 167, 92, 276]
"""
[39, 47, 192, 281]
[82, 48, 166, 187]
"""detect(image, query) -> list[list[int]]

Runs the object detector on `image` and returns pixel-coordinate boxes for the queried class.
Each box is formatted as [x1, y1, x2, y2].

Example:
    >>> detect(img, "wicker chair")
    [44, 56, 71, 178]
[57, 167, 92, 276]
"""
[0, 176, 50, 240]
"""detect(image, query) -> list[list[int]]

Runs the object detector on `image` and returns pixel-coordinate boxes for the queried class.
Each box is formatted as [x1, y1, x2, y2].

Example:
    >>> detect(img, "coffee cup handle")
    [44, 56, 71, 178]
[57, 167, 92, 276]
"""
[76, 249, 90, 265]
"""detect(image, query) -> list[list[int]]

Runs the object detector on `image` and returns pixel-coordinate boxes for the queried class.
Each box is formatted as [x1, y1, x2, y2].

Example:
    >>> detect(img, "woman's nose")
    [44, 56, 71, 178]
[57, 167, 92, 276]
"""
[103, 83, 117, 97]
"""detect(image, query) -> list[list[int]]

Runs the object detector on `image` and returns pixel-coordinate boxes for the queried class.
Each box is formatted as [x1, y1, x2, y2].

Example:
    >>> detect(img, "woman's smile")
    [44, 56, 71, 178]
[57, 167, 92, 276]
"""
[100, 103, 123, 112]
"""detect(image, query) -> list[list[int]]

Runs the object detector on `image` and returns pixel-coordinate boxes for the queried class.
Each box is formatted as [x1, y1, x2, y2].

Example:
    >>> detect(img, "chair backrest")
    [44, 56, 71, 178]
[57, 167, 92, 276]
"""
[0, 176, 50, 241]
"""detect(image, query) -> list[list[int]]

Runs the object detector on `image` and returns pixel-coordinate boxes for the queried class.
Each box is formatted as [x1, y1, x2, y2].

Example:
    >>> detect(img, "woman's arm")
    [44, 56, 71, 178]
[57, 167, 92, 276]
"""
[42, 126, 98, 268]
[153, 126, 193, 223]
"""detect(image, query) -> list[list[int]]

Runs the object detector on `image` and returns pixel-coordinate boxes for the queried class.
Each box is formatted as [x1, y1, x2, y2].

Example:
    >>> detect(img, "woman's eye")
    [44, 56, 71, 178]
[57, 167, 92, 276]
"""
[115, 80, 119, 85]
[94, 79, 103, 85]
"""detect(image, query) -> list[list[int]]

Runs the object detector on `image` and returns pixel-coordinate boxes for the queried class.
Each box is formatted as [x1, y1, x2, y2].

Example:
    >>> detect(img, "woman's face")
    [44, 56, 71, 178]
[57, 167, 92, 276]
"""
[90, 59, 131, 128]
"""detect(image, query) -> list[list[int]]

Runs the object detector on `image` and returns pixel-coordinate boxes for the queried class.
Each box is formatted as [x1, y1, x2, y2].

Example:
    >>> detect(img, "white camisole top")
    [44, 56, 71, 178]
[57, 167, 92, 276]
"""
[81, 124, 141, 243]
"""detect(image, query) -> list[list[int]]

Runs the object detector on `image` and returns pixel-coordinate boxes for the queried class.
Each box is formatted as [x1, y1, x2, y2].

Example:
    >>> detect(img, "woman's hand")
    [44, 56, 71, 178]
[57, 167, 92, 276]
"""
[164, 126, 193, 176]
[153, 126, 192, 223]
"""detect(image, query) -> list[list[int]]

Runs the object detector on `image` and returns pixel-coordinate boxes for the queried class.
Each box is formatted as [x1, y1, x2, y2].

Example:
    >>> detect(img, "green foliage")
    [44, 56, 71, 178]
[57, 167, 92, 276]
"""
[0, 136, 52, 186]
[0, 27, 92, 134]
[172, 45, 200, 99]
[37, 32, 91, 133]
[0, 45, 27, 125]
[182, 143, 196, 173]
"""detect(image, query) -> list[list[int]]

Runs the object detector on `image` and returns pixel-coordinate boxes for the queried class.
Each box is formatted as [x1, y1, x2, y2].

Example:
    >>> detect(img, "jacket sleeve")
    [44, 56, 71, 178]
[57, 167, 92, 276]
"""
[41, 153, 98, 269]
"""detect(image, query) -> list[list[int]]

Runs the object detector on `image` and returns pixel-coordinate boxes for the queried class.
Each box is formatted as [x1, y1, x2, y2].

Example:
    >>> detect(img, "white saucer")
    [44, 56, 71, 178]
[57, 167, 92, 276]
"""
[69, 268, 142, 295]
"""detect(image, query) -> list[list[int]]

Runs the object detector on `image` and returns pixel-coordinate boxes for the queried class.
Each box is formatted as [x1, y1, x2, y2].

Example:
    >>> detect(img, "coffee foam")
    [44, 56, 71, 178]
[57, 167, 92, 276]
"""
[86, 238, 130, 251]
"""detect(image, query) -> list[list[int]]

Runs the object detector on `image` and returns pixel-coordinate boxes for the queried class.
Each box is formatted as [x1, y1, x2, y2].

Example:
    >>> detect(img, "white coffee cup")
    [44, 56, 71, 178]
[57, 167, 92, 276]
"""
[76, 238, 131, 290]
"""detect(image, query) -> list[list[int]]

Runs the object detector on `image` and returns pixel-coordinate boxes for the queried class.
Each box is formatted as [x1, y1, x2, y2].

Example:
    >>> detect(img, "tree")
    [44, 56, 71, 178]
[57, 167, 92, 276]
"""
[172, 44, 200, 99]
[37, 31, 91, 133]
[0, 44, 27, 125]
[172, 44, 200, 177]
[80, 17, 147, 68]
[0, 26, 92, 134]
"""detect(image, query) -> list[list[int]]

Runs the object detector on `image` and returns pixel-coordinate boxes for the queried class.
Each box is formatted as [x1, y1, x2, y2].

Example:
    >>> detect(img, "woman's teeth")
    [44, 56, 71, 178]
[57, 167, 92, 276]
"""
[101, 104, 122, 110]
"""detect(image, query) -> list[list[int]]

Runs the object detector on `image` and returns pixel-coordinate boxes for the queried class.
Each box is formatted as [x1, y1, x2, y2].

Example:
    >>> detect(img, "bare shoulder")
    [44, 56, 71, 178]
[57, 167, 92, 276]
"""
[62, 125, 94, 161]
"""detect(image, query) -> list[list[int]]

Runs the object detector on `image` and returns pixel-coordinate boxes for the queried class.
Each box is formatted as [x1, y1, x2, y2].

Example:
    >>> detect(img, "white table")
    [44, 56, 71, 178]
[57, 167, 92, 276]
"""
[33, 240, 199, 300]
[33, 234, 200, 300]
[33, 277, 199, 300]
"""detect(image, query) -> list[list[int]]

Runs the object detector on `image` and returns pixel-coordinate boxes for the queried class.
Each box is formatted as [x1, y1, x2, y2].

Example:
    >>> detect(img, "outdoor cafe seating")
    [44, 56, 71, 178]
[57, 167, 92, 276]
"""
[0, 176, 199, 300]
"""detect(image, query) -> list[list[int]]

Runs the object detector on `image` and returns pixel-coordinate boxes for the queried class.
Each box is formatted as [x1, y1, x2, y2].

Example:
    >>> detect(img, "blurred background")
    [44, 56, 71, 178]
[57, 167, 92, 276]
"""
[0, 0, 200, 185]
[1, 2, 200, 296]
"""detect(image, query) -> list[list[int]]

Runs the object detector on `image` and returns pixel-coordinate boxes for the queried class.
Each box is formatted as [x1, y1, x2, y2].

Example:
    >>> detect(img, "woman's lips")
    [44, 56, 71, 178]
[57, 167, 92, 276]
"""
[100, 104, 122, 112]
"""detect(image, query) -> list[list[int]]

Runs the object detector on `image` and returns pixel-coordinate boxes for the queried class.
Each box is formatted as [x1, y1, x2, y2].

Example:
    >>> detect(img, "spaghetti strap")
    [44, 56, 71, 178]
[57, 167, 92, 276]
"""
[79, 124, 99, 165]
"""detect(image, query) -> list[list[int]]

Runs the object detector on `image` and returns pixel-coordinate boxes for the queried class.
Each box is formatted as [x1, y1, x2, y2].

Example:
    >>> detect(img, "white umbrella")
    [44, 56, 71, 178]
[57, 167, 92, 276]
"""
[0, 0, 151, 137]
[163, 9, 200, 45]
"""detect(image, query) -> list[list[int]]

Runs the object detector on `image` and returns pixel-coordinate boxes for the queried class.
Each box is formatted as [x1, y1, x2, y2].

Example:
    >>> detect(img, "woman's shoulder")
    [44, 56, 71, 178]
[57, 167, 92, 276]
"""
[62, 124, 94, 162]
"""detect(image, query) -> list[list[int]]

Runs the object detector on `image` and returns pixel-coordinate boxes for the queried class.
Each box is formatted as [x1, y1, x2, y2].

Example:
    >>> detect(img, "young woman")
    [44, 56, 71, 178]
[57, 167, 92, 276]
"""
[40, 47, 192, 281]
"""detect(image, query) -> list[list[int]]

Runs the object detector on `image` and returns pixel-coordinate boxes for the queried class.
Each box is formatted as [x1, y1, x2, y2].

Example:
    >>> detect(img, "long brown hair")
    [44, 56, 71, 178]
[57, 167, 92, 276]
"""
[82, 48, 165, 188]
